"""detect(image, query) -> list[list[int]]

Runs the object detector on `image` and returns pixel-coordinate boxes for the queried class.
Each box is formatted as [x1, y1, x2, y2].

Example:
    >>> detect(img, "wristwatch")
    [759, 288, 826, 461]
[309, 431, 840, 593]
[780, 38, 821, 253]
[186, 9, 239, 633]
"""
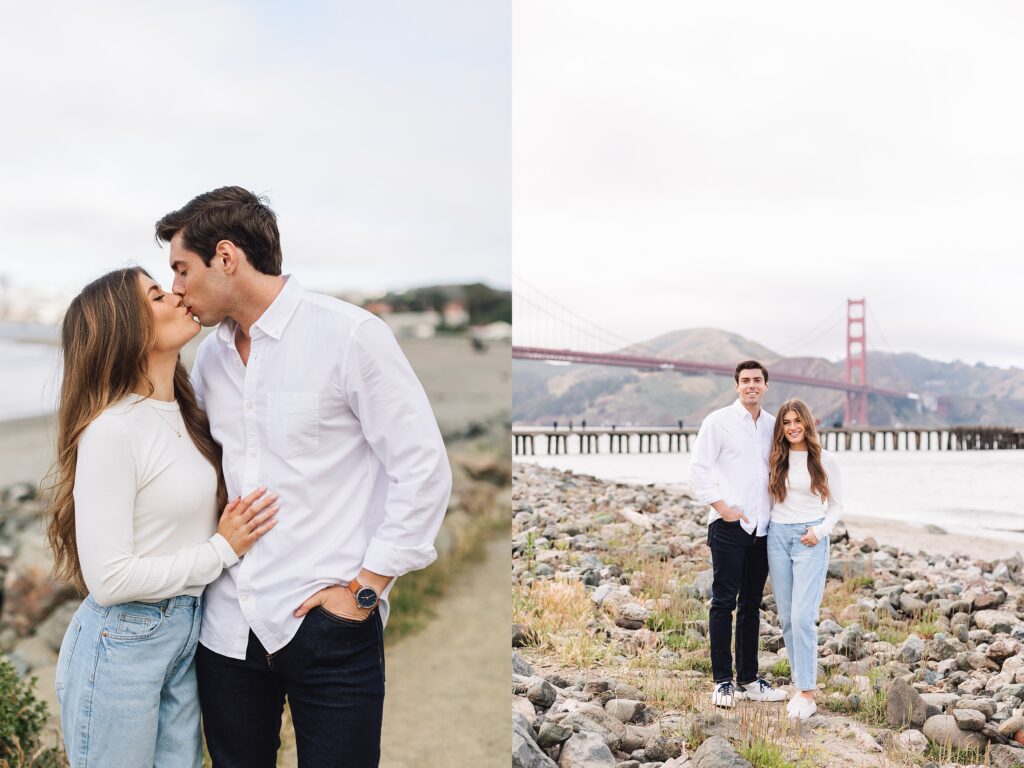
[348, 578, 379, 610]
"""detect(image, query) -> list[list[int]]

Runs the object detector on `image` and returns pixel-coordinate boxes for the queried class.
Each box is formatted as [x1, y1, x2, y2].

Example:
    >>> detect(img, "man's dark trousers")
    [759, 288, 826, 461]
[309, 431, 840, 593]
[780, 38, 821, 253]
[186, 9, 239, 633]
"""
[707, 519, 769, 684]
[197, 606, 385, 767]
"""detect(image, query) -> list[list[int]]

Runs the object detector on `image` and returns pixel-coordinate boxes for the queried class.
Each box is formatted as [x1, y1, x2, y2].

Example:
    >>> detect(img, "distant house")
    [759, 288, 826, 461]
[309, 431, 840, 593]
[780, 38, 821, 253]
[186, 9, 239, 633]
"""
[382, 310, 441, 339]
[442, 300, 470, 328]
[363, 301, 394, 317]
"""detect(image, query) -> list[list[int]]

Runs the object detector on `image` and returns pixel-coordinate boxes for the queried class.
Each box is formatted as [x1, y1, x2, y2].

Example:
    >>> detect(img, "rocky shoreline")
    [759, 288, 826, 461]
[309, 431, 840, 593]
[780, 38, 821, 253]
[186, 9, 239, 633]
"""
[512, 463, 1024, 768]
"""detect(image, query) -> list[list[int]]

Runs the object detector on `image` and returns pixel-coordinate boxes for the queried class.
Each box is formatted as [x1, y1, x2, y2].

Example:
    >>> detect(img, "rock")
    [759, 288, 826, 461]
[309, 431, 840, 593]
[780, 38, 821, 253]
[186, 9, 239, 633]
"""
[692, 569, 714, 600]
[615, 603, 650, 630]
[827, 559, 870, 579]
[989, 638, 1022, 663]
[922, 714, 989, 750]
[8, 634, 53, 674]
[605, 699, 644, 723]
[885, 678, 929, 728]
[618, 508, 653, 530]
[514, 651, 536, 677]
[952, 708, 986, 731]
[899, 594, 928, 615]
[896, 729, 928, 754]
[620, 724, 659, 753]
[642, 735, 683, 762]
[529, 679, 558, 708]
[990, 744, 1024, 768]
[691, 736, 751, 767]
[975, 610, 1020, 633]
[513, 712, 558, 768]
[974, 590, 1008, 610]
[899, 634, 925, 664]
[558, 731, 616, 768]
[998, 717, 1024, 738]
[514, 695, 537, 720]
[561, 714, 618, 751]
[514, 623, 534, 647]
[957, 698, 995, 718]
[537, 721, 574, 748]
[835, 625, 867, 659]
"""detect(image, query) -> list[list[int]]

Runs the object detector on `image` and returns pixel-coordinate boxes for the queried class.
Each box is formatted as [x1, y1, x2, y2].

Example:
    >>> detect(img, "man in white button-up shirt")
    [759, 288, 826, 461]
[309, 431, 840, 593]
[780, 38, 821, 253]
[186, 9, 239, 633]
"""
[156, 187, 452, 767]
[690, 361, 787, 709]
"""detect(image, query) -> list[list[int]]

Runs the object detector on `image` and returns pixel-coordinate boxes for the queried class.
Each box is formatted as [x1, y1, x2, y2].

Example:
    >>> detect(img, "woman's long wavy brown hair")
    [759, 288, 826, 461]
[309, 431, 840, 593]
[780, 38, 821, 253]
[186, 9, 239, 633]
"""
[45, 267, 227, 593]
[768, 398, 830, 505]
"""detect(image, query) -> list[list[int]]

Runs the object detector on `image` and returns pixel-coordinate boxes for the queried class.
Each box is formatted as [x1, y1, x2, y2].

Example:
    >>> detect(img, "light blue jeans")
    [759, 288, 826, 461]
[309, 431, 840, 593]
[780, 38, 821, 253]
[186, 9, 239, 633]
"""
[55, 594, 203, 768]
[767, 519, 829, 691]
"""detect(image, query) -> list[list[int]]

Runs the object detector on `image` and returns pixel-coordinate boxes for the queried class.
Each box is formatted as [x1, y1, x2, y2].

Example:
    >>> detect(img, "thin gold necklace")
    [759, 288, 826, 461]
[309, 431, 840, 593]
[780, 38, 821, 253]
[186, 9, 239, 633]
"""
[150, 404, 182, 438]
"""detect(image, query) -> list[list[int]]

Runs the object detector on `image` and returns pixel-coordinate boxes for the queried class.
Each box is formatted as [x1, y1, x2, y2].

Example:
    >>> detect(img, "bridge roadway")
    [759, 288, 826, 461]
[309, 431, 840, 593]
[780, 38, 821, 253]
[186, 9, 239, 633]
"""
[513, 425, 1024, 456]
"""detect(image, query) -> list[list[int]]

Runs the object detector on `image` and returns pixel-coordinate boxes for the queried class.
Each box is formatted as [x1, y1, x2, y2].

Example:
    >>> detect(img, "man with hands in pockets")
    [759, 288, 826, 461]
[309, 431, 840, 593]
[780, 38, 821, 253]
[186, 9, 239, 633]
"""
[690, 360, 788, 709]
[156, 186, 452, 768]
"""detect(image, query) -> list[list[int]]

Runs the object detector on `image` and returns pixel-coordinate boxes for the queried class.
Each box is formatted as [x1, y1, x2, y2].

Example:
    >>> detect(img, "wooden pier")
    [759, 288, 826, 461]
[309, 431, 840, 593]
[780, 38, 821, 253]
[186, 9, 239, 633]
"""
[512, 425, 1024, 456]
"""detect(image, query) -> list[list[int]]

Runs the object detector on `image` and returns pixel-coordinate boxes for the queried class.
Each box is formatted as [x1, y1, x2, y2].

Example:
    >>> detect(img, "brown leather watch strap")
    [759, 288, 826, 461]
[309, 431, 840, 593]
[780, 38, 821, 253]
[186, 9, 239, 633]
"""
[347, 579, 362, 596]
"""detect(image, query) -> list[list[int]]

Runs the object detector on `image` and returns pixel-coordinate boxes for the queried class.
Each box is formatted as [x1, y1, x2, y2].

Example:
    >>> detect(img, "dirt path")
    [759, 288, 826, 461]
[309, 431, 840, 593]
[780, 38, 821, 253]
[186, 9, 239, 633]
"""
[379, 533, 508, 768]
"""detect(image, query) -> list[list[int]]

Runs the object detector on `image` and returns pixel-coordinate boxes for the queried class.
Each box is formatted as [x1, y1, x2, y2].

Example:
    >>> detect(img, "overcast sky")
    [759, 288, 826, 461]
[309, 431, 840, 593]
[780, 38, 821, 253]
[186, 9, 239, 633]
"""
[0, 1, 509, 300]
[513, 2, 1024, 369]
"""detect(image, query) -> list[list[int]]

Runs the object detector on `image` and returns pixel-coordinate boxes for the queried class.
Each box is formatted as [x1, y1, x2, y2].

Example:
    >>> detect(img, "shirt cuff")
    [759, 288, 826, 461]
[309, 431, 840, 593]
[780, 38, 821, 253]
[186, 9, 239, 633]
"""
[210, 533, 240, 568]
[362, 538, 437, 578]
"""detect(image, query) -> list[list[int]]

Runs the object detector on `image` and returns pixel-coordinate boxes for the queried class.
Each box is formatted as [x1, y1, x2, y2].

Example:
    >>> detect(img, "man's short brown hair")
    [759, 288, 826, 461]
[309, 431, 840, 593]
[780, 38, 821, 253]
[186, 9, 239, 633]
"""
[155, 186, 282, 275]
[734, 360, 768, 383]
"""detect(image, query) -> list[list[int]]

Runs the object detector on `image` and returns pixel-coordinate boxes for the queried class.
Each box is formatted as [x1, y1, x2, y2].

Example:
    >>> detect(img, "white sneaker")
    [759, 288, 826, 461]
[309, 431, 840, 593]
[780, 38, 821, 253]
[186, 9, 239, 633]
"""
[740, 678, 788, 702]
[787, 695, 817, 720]
[712, 681, 746, 708]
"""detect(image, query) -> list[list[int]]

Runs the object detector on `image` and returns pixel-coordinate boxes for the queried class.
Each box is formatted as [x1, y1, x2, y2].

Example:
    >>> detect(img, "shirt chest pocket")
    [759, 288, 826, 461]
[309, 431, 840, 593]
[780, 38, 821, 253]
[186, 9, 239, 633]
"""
[267, 391, 320, 458]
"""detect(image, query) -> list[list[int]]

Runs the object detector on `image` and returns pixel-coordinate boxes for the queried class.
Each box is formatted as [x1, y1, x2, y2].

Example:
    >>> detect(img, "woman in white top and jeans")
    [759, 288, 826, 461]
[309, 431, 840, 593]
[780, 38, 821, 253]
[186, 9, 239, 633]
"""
[766, 398, 843, 721]
[46, 267, 279, 766]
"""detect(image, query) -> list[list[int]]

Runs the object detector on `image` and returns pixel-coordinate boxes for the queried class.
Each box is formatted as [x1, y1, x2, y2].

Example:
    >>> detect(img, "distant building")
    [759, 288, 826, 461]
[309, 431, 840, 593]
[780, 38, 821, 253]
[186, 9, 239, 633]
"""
[382, 310, 441, 339]
[363, 301, 394, 317]
[443, 300, 470, 328]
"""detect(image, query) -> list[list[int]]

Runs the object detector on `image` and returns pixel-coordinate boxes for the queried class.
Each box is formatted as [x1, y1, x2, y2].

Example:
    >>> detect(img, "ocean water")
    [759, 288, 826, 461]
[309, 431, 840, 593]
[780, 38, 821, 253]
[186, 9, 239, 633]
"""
[515, 448, 1024, 546]
[0, 339, 61, 421]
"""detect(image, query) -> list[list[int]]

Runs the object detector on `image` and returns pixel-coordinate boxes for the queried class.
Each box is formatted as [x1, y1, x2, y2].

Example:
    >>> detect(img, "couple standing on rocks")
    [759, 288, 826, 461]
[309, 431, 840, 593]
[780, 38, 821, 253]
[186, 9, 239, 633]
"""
[691, 360, 844, 720]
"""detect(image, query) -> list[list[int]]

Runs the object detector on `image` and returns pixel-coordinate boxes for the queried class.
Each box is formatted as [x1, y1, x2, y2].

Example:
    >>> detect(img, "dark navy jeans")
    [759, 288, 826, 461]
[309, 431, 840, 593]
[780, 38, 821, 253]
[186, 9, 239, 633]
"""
[197, 606, 385, 767]
[707, 519, 769, 685]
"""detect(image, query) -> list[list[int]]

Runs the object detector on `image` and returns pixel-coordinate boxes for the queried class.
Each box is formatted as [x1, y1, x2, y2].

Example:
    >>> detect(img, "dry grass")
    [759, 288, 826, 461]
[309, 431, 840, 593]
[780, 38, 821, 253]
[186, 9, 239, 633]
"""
[513, 579, 609, 668]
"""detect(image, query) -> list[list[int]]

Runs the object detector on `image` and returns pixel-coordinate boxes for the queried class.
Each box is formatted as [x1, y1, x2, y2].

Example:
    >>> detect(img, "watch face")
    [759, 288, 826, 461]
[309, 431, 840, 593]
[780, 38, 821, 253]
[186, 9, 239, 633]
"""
[356, 587, 378, 609]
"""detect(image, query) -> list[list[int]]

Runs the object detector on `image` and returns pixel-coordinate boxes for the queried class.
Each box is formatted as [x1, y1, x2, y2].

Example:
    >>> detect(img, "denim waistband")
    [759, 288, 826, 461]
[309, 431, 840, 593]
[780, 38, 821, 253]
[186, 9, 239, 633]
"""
[85, 593, 201, 615]
[769, 518, 824, 527]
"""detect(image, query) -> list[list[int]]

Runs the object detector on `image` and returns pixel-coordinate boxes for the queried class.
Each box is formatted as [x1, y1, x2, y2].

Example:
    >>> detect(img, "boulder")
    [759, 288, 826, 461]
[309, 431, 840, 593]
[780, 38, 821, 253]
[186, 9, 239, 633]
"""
[975, 610, 1019, 633]
[896, 729, 928, 754]
[899, 634, 925, 664]
[922, 714, 988, 750]
[537, 721, 574, 749]
[558, 732, 616, 768]
[691, 736, 753, 768]
[513, 712, 558, 768]
[528, 678, 558, 709]
[885, 678, 928, 728]
[990, 744, 1024, 768]
[952, 708, 986, 731]
[604, 699, 644, 724]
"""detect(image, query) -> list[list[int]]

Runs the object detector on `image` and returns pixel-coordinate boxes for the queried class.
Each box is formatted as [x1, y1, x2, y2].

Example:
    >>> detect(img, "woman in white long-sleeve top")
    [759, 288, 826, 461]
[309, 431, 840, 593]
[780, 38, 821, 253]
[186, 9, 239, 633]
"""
[766, 398, 844, 721]
[46, 267, 279, 767]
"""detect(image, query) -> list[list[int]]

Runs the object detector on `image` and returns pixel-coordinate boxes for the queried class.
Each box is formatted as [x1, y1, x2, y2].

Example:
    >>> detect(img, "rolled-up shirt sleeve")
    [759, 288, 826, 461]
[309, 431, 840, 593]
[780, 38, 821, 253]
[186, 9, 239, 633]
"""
[689, 415, 723, 506]
[74, 416, 238, 606]
[343, 318, 452, 578]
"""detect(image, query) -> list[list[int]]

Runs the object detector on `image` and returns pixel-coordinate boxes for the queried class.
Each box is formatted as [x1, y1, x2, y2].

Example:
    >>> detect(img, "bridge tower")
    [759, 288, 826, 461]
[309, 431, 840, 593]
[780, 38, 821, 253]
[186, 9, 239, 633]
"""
[845, 299, 868, 426]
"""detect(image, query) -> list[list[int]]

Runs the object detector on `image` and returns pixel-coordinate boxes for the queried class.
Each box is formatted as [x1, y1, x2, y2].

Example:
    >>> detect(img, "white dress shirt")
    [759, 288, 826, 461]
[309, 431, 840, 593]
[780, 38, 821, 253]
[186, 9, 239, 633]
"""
[769, 449, 844, 540]
[192, 276, 452, 659]
[74, 395, 237, 606]
[689, 399, 775, 536]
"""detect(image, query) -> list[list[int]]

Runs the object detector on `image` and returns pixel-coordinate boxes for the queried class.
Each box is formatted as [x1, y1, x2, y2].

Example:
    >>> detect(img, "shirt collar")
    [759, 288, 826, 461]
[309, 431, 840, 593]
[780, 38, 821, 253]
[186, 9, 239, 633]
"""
[214, 275, 302, 346]
[731, 398, 763, 423]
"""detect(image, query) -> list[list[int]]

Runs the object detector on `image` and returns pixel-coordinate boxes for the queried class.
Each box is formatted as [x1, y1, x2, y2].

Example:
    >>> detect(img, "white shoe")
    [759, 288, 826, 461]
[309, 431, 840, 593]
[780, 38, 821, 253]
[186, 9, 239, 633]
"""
[712, 681, 746, 708]
[787, 695, 817, 720]
[740, 678, 788, 702]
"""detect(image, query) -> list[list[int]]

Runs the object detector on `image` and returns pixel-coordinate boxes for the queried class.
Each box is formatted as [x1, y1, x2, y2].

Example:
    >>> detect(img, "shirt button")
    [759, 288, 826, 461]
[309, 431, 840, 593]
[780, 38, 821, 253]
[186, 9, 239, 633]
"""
[246, 401, 253, 410]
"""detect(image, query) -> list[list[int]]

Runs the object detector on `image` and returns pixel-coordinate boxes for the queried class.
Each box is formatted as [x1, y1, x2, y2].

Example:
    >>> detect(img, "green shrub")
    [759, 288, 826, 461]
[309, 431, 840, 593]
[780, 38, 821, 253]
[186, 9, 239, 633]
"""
[0, 657, 65, 767]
